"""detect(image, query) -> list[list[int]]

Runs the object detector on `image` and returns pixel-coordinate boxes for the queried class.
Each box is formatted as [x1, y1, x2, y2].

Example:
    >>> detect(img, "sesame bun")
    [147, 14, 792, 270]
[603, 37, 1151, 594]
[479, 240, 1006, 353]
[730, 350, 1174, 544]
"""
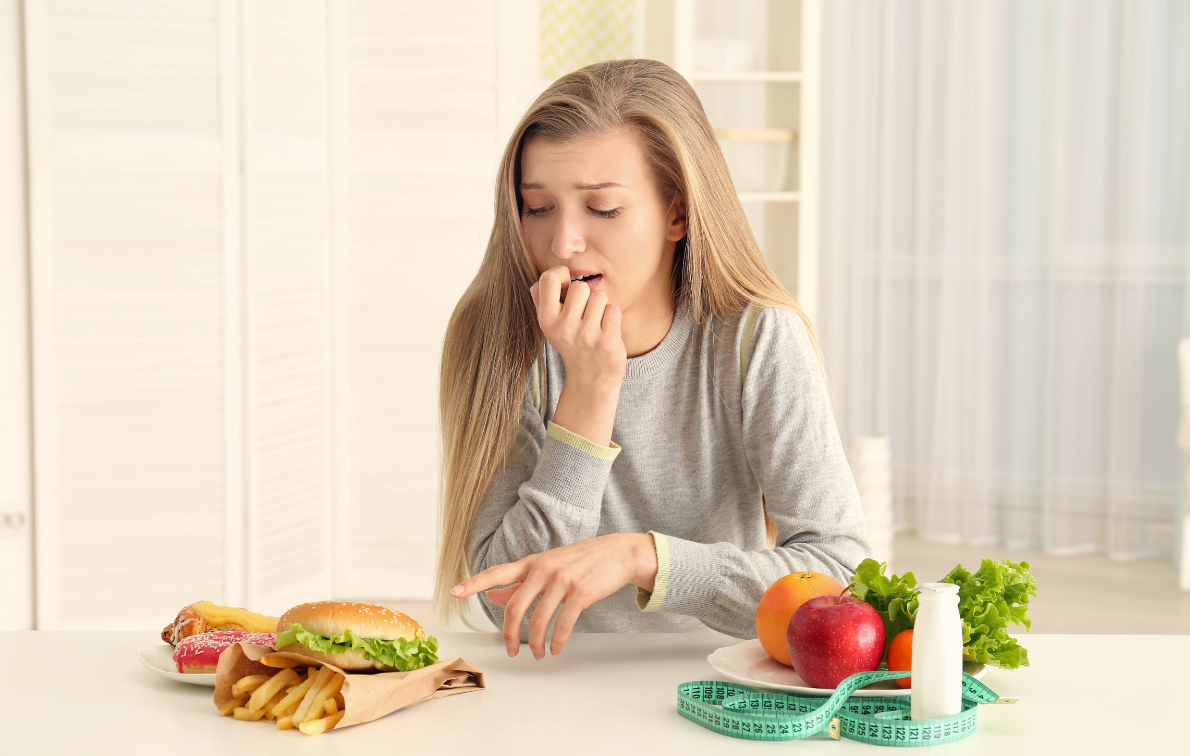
[276, 601, 423, 672]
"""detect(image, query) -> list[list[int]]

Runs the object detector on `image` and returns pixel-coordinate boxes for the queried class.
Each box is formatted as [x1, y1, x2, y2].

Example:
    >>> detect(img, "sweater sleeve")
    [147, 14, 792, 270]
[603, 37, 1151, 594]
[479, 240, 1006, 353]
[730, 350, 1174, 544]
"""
[466, 378, 621, 636]
[637, 307, 873, 638]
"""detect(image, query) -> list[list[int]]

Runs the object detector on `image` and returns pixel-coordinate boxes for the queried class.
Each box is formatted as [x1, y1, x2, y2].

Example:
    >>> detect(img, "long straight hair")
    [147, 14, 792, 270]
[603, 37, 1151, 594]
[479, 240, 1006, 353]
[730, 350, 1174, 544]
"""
[435, 59, 821, 621]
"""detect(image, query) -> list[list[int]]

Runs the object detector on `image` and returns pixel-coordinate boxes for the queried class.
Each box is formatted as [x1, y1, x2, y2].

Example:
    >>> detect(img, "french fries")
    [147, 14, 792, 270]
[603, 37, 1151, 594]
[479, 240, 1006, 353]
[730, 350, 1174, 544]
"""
[231, 674, 271, 698]
[233, 706, 266, 721]
[271, 674, 315, 718]
[219, 663, 346, 736]
[301, 671, 344, 724]
[247, 668, 299, 712]
[293, 666, 335, 723]
[299, 709, 344, 735]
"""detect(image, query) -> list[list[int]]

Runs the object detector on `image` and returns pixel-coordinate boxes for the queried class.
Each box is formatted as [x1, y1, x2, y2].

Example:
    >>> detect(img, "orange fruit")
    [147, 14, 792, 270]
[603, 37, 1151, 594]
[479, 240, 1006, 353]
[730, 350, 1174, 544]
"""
[887, 629, 913, 688]
[755, 571, 846, 667]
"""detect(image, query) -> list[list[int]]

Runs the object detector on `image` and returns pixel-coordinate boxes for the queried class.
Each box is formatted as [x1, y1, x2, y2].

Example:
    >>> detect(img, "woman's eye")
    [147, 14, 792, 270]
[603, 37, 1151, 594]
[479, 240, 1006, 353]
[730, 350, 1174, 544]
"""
[522, 205, 620, 218]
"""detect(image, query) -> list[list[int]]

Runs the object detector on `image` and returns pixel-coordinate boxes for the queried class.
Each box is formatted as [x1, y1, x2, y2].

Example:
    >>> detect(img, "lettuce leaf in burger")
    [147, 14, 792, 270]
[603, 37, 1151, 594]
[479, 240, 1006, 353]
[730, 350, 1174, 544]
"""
[274, 601, 439, 672]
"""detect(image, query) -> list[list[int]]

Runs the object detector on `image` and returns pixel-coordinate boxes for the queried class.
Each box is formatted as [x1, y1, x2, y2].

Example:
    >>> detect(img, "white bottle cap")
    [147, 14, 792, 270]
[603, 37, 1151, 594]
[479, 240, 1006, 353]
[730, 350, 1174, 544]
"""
[918, 582, 959, 594]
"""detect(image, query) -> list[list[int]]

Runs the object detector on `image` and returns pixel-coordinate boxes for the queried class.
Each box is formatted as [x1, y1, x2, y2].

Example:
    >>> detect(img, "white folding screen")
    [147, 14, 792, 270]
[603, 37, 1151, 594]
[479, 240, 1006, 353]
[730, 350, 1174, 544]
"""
[0, 0, 34, 631]
[26, 0, 234, 630]
[239, 0, 335, 614]
[330, 1, 498, 598]
[25, 0, 504, 629]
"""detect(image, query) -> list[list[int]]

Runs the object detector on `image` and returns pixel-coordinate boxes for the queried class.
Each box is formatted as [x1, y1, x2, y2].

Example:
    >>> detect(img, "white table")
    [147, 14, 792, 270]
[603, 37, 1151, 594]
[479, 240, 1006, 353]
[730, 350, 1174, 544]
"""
[3, 631, 1185, 754]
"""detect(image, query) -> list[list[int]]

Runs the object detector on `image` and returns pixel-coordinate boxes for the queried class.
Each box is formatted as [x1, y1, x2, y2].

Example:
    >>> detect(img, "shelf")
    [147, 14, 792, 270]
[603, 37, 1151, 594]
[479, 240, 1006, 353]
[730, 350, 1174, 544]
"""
[672, 0, 819, 321]
[690, 71, 802, 83]
[737, 191, 800, 203]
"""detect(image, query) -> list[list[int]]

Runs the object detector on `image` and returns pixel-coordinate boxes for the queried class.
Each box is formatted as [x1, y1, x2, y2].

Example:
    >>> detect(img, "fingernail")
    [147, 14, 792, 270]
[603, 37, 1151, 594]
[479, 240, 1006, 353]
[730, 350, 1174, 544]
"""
[507, 647, 515, 657]
[534, 653, 543, 661]
[450, 584, 464, 596]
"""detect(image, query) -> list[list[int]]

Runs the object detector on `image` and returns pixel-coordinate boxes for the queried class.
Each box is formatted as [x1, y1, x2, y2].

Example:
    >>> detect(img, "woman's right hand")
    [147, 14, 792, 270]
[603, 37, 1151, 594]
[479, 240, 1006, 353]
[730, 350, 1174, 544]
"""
[530, 265, 625, 446]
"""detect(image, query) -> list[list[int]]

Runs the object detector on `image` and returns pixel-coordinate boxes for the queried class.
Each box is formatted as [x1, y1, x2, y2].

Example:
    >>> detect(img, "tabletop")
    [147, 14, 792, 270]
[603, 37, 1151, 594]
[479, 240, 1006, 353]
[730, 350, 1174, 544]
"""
[2, 630, 1186, 754]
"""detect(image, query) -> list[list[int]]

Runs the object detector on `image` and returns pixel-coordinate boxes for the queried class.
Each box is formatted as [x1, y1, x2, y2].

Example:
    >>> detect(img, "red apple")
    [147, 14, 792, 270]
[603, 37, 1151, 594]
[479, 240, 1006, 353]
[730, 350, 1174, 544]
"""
[786, 587, 886, 689]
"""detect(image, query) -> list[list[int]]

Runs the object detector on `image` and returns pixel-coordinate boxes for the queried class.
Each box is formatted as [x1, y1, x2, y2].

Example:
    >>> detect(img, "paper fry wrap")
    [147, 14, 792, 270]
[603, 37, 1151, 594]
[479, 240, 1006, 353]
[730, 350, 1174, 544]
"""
[214, 643, 485, 731]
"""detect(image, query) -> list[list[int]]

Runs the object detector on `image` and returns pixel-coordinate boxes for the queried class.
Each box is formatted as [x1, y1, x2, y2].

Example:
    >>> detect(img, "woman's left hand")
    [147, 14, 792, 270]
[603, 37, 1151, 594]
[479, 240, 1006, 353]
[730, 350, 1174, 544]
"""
[451, 533, 658, 659]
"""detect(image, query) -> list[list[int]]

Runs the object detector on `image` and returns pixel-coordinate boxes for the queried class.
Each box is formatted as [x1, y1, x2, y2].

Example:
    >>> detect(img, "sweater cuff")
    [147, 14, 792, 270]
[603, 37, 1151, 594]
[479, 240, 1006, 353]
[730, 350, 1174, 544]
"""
[525, 424, 619, 511]
[637, 533, 724, 616]
[547, 421, 621, 461]
[636, 531, 671, 611]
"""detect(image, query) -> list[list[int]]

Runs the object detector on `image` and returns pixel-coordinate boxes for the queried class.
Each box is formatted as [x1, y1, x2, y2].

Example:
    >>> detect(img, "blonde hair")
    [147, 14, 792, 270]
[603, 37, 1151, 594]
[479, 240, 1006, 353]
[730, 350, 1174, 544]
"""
[434, 59, 820, 621]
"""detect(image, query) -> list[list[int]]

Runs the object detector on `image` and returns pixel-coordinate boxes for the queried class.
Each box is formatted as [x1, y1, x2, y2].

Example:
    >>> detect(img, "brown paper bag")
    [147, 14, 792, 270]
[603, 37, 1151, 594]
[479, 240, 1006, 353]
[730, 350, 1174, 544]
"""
[214, 643, 485, 731]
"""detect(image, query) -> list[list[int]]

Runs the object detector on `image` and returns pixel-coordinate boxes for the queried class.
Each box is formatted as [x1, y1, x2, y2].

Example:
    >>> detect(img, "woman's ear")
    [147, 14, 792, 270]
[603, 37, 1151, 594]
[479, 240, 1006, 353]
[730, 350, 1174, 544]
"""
[665, 196, 688, 242]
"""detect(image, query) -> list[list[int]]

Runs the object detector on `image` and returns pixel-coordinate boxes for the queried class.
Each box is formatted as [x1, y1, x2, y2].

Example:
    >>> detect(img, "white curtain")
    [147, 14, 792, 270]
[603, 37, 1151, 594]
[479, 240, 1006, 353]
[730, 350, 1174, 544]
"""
[817, 0, 1190, 560]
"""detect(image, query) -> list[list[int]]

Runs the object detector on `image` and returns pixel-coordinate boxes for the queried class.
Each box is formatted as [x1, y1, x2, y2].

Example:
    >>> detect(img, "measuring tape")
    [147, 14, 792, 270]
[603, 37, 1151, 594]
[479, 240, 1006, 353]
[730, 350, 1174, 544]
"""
[678, 671, 1019, 746]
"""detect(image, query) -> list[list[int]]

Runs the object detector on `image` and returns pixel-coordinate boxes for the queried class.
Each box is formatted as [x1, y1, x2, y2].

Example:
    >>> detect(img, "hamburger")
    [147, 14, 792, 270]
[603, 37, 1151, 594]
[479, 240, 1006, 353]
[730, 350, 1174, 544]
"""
[274, 601, 439, 672]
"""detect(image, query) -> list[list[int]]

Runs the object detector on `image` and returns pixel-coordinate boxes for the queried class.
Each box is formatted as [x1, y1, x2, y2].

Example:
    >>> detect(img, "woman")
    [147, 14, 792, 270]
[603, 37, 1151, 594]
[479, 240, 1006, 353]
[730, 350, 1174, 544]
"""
[437, 59, 871, 661]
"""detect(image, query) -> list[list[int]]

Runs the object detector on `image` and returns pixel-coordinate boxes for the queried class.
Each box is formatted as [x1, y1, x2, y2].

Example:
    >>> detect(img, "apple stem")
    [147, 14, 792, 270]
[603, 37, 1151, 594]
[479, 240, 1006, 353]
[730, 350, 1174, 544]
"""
[840, 583, 854, 600]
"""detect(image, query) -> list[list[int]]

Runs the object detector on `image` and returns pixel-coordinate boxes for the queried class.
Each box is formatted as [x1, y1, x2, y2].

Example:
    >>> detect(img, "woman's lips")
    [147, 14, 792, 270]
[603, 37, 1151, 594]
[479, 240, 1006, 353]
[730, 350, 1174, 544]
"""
[575, 274, 603, 291]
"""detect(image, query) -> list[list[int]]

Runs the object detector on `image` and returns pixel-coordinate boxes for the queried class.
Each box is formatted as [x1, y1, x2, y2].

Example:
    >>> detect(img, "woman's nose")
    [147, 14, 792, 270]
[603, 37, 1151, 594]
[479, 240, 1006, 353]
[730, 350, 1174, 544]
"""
[550, 210, 585, 259]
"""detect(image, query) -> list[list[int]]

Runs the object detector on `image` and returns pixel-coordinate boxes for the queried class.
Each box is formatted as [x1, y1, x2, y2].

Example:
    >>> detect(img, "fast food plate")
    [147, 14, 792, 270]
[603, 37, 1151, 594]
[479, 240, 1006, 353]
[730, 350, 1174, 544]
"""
[707, 639, 986, 698]
[138, 645, 217, 687]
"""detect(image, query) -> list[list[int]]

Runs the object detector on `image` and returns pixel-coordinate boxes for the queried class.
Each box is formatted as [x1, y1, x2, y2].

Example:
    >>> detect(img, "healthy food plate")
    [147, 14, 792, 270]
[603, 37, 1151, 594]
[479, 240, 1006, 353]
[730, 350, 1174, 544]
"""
[138, 645, 216, 687]
[707, 639, 986, 698]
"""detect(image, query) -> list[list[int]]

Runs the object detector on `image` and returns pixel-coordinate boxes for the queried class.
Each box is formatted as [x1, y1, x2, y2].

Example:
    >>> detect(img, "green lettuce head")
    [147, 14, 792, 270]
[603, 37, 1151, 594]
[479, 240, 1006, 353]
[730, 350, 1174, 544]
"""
[276, 623, 439, 672]
[848, 557, 1037, 670]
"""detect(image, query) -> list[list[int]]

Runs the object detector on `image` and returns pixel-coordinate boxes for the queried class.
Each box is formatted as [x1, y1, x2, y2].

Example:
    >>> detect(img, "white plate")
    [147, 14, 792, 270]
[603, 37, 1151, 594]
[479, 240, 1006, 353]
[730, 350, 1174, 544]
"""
[707, 639, 986, 698]
[138, 645, 217, 687]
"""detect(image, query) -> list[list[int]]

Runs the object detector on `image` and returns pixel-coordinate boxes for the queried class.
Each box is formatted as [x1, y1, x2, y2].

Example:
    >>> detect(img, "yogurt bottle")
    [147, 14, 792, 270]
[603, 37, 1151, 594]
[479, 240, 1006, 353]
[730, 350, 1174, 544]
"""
[910, 582, 962, 720]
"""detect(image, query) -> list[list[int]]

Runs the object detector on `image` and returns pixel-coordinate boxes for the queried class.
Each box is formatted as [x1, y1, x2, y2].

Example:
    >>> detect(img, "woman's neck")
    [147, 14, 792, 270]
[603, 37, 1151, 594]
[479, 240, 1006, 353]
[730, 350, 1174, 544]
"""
[623, 246, 680, 357]
[621, 294, 676, 358]
[617, 245, 680, 358]
[622, 310, 674, 358]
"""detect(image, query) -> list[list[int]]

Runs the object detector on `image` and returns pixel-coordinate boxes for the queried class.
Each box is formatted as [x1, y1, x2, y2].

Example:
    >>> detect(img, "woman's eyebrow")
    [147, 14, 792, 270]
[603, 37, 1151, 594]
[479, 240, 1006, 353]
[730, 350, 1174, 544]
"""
[519, 181, 629, 191]
[575, 182, 629, 190]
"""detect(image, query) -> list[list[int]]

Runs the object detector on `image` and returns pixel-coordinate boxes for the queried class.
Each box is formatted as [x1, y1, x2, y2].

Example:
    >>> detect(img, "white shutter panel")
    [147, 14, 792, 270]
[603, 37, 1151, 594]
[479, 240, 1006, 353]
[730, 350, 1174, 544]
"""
[239, 0, 334, 615]
[0, 0, 34, 631]
[333, 2, 498, 598]
[26, 0, 231, 630]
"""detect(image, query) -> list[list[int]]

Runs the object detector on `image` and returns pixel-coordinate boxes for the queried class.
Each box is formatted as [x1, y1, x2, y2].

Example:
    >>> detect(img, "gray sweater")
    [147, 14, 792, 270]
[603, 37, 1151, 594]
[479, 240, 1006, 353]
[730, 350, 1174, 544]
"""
[467, 302, 872, 640]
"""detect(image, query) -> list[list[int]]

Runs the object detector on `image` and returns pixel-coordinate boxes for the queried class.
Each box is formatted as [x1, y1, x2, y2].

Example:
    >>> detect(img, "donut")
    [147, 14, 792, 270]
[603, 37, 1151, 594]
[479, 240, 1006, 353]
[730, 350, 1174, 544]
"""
[173, 631, 276, 674]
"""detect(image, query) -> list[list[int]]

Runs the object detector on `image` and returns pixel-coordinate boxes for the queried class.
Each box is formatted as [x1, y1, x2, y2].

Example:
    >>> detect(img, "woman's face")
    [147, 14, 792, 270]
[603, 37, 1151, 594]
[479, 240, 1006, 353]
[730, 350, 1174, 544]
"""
[519, 126, 686, 315]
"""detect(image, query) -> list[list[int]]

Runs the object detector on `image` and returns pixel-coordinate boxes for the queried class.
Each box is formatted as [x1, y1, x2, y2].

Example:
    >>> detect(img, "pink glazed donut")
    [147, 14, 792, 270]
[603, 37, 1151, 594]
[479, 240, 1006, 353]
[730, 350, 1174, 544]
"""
[173, 631, 276, 674]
